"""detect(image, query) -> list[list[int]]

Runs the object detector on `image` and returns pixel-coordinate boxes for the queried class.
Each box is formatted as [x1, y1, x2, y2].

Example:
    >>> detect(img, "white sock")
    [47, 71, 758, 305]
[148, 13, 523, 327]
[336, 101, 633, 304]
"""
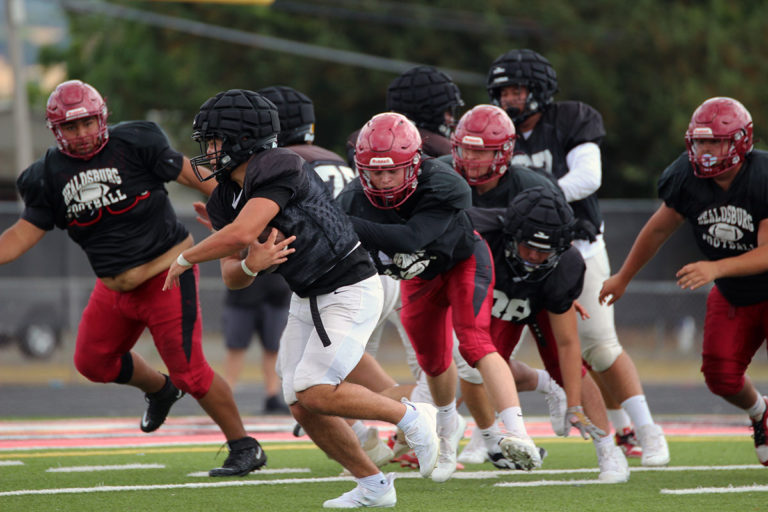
[397, 402, 419, 431]
[621, 394, 653, 428]
[358, 472, 389, 492]
[535, 369, 553, 393]
[480, 425, 500, 451]
[436, 401, 458, 435]
[746, 394, 766, 421]
[499, 406, 528, 439]
[350, 420, 368, 444]
[607, 408, 632, 432]
[593, 433, 614, 449]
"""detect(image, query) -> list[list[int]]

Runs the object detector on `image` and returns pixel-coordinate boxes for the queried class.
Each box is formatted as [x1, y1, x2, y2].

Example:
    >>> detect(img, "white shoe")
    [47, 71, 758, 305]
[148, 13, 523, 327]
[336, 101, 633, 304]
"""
[498, 435, 542, 471]
[323, 472, 396, 508]
[457, 425, 488, 464]
[544, 380, 568, 437]
[637, 423, 670, 466]
[363, 427, 395, 468]
[596, 442, 630, 483]
[400, 399, 439, 478]
[431, 414, 467, 483]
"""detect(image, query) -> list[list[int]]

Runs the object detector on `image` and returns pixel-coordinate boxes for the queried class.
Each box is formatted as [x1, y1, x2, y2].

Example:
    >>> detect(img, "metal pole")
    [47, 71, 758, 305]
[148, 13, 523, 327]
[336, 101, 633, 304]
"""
[6, 0, 34, 175]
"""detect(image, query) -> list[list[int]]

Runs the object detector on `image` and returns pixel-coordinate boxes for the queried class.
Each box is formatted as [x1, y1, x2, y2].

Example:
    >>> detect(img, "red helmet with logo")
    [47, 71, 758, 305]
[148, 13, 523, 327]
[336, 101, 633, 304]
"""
[46, 80, 109, 159]
[354, 112, 422, 209]
[685, 97, 753, 178]
[450, 104, 516, 185]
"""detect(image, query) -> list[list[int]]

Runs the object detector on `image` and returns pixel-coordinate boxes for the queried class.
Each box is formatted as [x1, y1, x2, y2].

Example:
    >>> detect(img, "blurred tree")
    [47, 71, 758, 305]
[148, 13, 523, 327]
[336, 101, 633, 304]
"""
[39, 0, 766, 198]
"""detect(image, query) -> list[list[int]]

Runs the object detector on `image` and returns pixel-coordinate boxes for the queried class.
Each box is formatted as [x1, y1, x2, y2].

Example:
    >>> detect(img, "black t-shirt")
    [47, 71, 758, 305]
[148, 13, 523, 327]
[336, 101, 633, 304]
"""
[510, 101, 605, 237]
[206, 148, 374, 297]
[658, 150, 768, 306]
[16, 121, 188, 277]
[487, 237, 585, 323]
[336, 158, 475, 280]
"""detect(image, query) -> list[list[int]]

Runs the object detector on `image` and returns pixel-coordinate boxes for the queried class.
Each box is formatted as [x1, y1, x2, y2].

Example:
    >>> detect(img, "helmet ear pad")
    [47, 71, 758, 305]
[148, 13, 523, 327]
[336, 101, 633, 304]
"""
[191, 89, 280, 182]
[502, 186, 574, 281]
[354, 112, 423, 209]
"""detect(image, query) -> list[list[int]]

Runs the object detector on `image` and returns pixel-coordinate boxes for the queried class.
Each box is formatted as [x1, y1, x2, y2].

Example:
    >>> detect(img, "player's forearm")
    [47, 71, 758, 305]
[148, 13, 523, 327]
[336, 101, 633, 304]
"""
[0, 219, 45, 265]
[220, 256, 255, 290]
[713, 244, 768, 279]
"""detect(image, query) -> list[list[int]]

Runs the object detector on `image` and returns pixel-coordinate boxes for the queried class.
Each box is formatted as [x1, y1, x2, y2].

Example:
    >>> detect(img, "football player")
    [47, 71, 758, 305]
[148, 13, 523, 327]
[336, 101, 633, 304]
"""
[0, 80, 267, 476]
[447, 104, 629, 482]
[164, 89, 440, 508]
[600, 97, 768, 467]
[338, 112, 544, 483]
[487, 48, 669, 465]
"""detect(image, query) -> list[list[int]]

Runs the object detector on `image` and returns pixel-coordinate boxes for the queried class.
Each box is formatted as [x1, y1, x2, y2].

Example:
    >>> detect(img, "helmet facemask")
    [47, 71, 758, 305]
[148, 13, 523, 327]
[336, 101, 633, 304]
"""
[357, 153, 421, 209]
[451, 104, 516, 185]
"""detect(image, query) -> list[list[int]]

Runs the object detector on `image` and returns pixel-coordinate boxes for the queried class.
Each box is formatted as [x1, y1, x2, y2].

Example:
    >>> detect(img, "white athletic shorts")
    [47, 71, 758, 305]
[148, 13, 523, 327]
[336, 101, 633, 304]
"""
[276, 274, 383, 405]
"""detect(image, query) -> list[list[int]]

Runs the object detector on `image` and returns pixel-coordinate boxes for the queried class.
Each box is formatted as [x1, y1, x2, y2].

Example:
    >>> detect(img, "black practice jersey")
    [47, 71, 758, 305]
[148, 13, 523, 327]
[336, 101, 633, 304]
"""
[510, 101, 605, 237]
[346, 127, 451, 168]
[206, 147, 374, 297]
[658, 150, 768, 306]
[287, 144, 355, 199]
[336, 158, 475, 280]
[16, 121, 188, 277]
[488, 237, 585, 323]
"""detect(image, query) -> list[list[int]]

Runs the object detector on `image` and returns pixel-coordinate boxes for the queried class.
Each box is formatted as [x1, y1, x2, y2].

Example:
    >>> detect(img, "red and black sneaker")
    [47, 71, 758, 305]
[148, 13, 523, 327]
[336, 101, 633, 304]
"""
[614, 427, 643, 458]
[751, 397, 768, 466]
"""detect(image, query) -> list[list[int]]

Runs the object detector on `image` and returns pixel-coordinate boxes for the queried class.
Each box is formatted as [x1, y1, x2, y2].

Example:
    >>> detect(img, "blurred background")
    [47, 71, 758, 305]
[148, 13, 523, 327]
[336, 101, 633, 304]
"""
[0, 0, 765, 386]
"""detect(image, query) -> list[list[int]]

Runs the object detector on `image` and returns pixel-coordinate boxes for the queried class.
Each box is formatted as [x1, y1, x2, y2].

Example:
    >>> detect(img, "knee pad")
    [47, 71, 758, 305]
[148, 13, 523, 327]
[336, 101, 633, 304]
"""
[453, 342, 482, 384]
[581, 339, 623, 372]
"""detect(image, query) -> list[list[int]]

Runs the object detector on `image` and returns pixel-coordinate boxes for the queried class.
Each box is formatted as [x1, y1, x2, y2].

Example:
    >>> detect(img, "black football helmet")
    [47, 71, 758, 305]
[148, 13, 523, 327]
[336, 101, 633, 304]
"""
[191, 89, 280, 183]
[257, 85, 315, 146]
[503, 186, 574, 282]
[386, 65, 464, 138]
[486, 49, 558, 124]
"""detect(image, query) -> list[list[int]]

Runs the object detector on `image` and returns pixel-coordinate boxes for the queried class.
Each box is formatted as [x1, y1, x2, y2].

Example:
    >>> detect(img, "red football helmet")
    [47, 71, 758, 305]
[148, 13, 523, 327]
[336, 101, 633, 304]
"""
[46, 80, 109, 159]
[354, 112, 422, 209]
[450, 104, 516, 185]
[685, 97, 753, 178]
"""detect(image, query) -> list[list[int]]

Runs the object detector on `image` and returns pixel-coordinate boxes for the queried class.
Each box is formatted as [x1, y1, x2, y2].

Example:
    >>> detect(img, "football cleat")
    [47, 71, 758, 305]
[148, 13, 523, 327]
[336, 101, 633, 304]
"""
[636, 423, 670, 466]
[400, 399, 439, 478]
[544, 380, 568, 437]
[489, 444, 547, 470]
[498, 435, 542, 471]
[431, 414, 467, 482]
[386, 430, 411, 459]
[614, 427, 643, 458]
[140, 374, 185, 433]
[457, 426, 488, 464]
[323, 472, 396, 508]
[209, 436, 267, 477]
[596, 442, 630, 483]
[751, 396, 768, 466]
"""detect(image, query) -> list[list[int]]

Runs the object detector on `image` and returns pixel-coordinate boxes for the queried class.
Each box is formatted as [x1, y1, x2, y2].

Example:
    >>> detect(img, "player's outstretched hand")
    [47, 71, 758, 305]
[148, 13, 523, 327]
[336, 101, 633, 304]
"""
[565, 406, 606, 440]
[573, 300, 590, 320]
[598, 275, 627, 306]
[193, 201, 214, 232]
[163, 257, 191, 291]
[676, 260, 717, 290]
[243, 228, 296, 274]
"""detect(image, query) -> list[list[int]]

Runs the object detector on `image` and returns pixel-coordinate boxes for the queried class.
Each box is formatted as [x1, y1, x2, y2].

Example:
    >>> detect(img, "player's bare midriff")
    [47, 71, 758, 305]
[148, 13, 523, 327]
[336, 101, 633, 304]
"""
[99, 234, 194, 292]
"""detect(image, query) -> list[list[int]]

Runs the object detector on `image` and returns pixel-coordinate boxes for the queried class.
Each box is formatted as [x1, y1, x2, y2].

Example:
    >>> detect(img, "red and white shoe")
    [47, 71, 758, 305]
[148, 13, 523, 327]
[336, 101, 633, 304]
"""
[614, 427, 643, 458]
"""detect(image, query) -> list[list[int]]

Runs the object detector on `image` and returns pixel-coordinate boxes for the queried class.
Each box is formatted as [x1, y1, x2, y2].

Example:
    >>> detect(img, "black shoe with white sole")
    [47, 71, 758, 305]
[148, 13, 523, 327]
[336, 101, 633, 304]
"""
[209, 436, 267, 477]
[140, 374, 185, 433]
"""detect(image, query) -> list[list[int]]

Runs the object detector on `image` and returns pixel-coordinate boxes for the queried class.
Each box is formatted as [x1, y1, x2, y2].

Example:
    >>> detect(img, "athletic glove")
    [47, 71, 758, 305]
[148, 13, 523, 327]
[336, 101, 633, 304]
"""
[572, 218, 598, 242]
[385, 251, 433, 280]
[565, 405, 606, 440]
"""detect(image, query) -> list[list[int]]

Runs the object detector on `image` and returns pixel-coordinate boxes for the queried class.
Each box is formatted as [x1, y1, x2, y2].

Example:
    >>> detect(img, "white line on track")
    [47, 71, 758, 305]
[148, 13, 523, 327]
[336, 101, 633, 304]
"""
[187, 468, 311, 477]
[1, 464, 764, 497]
[0, 461, 23, 466]
[46, 463, 165, 473]
[661, 484, 768, 495]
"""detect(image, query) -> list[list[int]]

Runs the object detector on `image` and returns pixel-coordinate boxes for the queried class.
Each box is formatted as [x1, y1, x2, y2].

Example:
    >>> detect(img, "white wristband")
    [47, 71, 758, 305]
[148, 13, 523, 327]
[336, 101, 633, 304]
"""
[176, 253, 192, 267]
[240, 259, 258, 277]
